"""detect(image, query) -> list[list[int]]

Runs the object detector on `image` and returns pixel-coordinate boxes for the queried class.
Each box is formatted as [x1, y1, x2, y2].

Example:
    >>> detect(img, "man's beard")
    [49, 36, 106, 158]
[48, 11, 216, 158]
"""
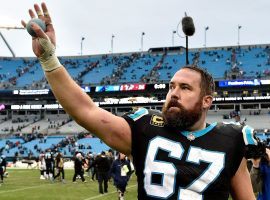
[162, 98, 203, 130]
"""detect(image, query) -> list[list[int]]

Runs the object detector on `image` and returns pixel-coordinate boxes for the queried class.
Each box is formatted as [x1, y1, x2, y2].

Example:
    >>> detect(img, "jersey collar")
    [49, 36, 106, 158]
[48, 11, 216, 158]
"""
[180, 122, 217, 141]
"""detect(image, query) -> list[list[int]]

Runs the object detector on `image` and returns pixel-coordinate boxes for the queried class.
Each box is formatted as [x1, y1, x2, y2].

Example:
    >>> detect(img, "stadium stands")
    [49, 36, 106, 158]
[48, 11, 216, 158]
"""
[56, 120, 88, 135]
[207, 113, 270, 130]
[1, 45, 270, 89]
[157, 52, 186, 81]
[0, 134, 110, 158]
[118, 53, 163, 83]
[0, 119, 32, 134]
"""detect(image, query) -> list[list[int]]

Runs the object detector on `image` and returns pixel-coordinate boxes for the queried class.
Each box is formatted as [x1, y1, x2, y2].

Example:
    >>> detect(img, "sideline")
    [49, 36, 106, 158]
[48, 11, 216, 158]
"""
[82, 184, 137, 200]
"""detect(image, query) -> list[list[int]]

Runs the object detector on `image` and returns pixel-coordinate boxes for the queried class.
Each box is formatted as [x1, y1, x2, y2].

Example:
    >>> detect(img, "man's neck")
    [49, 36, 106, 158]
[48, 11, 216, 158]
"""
[188, 115, 207, 132]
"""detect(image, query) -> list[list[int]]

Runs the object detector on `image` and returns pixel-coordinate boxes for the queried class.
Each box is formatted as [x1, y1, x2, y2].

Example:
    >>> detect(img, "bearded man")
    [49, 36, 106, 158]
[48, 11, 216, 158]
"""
[22, 3, 256, 199]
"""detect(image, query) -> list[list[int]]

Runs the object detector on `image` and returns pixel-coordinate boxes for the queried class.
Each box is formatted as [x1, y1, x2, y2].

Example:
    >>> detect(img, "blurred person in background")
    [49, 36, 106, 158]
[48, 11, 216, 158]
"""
[26, 153, 34, 169]
[85, 152, 95, 179]
[13, 152, 18, 167]
[53, 152, 65, 183]
[91, 154, 98, 181]
[0, 155, 7, 185]
[44, 149, 54, 181]
[107, 149, 114, 182]
[233, 112, 246, 126]
[250, 148, 270, 200]
[72, 152, 86, 183]
[94, 151, 111, 194]
[39, 152, 46, 180]
[110, 152, 132, 200]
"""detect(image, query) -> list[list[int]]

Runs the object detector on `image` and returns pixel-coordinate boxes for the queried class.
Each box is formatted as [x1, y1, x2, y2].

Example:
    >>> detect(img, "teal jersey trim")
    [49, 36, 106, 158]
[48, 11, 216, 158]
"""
[242, 125, 257, 145]
[127, 108, 148, 121]
[181, 122, 218, 140]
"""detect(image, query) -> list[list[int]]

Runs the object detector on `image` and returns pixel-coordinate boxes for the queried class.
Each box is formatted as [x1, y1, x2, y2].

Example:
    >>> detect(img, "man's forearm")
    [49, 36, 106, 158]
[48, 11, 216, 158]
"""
[45, 67, 95, 119]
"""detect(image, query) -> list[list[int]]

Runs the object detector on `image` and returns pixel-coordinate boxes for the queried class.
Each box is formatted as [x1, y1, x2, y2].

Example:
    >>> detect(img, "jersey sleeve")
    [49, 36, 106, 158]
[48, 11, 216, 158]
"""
[122, 107, 149, 160]
[122, 107, 149, 130]
[122, 107, 149, 122]
[231, 124, 258, 175]
[242, 125, 258, 145]
[220, 123, 254, 176]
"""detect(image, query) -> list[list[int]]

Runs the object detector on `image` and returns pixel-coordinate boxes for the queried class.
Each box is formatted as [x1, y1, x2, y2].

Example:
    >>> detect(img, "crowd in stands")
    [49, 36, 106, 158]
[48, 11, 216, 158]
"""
[100, 53, 139, 85]
[0, 58, 40, 88]
[0, 130, 110, 160]
[1, 45, 270, 89]
[0, 115, 74, 135]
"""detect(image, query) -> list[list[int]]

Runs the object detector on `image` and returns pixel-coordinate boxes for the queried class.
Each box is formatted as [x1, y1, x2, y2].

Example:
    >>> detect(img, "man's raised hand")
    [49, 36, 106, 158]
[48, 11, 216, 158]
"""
[21, 2, 56, 58]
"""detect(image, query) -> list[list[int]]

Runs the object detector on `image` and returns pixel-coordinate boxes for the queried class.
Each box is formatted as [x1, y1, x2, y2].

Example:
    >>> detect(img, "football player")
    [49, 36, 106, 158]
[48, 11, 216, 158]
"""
[22, 3, 256, 199]
[0, 155, 7, 184]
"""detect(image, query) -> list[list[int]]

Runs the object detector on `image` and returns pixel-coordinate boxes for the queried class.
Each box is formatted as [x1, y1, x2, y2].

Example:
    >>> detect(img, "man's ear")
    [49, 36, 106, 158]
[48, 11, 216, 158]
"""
[202, 95, 213, 109]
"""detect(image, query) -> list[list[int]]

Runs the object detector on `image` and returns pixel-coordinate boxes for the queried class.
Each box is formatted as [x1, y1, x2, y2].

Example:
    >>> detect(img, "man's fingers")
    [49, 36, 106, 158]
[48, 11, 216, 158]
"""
[41, 2, 50, 18]
[31, 23, 48, 40]
[41, 2, 54, 32]
[29, 9, 36, 19]
[34, 4, 44, 20]
[21, 20, 27, 28]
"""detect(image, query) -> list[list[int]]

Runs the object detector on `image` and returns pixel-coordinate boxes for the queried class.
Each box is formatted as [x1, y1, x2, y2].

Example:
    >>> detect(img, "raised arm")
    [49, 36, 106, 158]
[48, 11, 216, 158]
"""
[21, 3, 131, 155]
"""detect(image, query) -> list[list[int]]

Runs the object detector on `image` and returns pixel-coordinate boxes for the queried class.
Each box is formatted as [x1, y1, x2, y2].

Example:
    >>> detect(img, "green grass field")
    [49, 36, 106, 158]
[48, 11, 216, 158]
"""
[0, 169, 242, 199]
[0, 169, 138, 200]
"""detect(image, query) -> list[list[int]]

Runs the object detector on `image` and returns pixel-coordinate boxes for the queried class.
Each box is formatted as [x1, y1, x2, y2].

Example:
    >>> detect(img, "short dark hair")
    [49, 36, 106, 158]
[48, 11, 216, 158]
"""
[182, 65, 215, 97]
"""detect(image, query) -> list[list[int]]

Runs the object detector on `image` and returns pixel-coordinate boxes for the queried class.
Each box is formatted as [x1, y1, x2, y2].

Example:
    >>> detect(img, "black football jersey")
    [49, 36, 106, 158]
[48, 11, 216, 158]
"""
[123, 108, 257, 200]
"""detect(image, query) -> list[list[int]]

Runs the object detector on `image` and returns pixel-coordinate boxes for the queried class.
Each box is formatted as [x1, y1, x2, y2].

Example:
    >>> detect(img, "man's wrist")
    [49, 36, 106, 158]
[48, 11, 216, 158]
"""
[40, 54, 61, 72]
[38, 37, 61, 72]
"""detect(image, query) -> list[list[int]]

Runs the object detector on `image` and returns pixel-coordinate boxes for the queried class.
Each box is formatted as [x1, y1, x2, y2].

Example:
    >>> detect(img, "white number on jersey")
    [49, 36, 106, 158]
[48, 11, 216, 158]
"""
[144, 136, 225, 200]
